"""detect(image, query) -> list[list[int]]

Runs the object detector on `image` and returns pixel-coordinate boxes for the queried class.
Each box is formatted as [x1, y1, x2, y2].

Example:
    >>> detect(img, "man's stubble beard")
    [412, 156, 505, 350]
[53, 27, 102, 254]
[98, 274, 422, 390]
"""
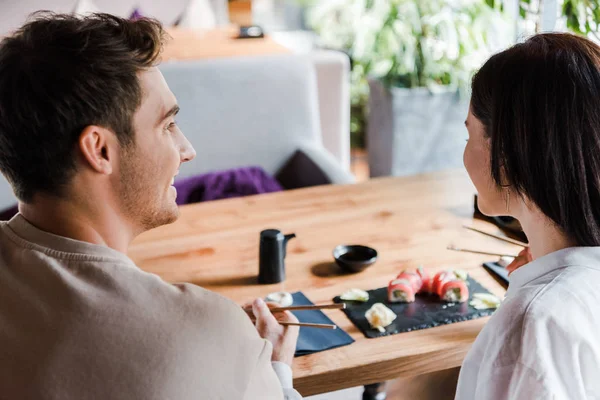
[118, 147, 178, 233]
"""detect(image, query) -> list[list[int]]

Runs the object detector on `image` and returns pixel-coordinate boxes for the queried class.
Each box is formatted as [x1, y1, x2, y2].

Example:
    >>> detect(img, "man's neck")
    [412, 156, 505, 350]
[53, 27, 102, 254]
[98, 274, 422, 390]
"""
[19, 196, 134, 254]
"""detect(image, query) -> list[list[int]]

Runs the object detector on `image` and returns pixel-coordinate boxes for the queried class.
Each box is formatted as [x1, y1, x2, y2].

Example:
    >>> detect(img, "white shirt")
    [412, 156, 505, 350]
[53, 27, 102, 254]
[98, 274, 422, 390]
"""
[456, 247, 600, 400]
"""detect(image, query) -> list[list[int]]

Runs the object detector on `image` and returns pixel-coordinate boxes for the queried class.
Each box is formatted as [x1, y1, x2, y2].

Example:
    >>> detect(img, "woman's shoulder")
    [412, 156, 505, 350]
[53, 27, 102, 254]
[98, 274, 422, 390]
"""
[512, 266, 600, 395]
[474, 265, 600, 367]
[518, 265, 600, 356]
[523, 264, 600, 325]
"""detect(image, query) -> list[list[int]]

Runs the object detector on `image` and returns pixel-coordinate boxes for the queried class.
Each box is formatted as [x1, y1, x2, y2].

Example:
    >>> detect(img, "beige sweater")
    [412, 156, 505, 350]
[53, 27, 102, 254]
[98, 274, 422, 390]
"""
[0, 215, 301, 400]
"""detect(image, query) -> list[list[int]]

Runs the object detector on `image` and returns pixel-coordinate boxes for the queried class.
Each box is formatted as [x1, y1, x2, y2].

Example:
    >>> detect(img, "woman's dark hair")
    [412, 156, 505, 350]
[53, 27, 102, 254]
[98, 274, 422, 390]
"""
[0, 12, 166, 202]
[471, 33, 600, 246]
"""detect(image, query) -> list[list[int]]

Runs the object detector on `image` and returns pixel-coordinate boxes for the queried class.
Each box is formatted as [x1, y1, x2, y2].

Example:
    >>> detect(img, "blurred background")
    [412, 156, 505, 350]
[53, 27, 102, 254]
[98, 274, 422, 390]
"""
[0, 0, 597, 192]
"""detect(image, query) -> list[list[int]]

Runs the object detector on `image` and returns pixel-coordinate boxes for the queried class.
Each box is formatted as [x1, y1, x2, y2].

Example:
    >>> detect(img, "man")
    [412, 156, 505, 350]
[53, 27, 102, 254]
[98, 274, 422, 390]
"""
[0, 12, 301, 399]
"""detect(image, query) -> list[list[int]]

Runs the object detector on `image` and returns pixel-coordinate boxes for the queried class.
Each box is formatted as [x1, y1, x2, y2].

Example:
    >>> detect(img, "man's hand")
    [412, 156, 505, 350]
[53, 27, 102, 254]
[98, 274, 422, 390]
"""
[244, 298, 299, 366]
[506, 247, 533, 275]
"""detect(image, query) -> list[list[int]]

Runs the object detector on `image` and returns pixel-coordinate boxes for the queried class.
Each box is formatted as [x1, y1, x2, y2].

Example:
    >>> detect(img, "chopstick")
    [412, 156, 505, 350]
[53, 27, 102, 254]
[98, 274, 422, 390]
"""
[463, 225, 528, 247]
[248, 319, 337, 330]
[269, 304, 346, 313]
[447, 245, 517, 258]
[279, 322, 337, 330]
[246, 303, 344, 329]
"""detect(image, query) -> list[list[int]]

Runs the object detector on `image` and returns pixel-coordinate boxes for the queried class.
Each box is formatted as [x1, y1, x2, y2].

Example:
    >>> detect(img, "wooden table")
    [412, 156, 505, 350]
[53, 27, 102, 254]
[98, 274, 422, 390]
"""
[129, 170, 520, 396]
[162, 26, 290, 61]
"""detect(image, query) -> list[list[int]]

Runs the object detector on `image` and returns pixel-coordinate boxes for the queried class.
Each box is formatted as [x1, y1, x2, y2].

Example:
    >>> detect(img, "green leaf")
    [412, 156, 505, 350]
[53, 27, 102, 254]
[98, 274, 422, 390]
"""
[568, 13, 583, 34]
[594, 7, 600, 22]
[562, 0, 573, 15]
[519, 6, 527, 19]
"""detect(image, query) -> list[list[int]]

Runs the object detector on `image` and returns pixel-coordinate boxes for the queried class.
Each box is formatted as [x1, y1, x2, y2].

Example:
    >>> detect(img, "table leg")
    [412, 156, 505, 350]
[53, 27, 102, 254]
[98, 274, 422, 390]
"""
[362, 382, 387, 400]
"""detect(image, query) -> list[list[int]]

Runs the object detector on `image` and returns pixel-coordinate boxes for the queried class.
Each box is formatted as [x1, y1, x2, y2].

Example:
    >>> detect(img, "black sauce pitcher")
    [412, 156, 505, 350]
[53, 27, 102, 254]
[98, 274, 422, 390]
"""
[258, 229, 296, 284]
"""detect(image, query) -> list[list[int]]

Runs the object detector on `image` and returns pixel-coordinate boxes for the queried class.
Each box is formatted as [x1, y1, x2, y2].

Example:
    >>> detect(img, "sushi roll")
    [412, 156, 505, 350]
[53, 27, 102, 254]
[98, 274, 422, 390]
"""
[439, 279, 469, 303]
[388, 279, 416, 303]
[396, 271, 422, 293]
[432, 271, 454, 297]
[416, 266, 432, 293]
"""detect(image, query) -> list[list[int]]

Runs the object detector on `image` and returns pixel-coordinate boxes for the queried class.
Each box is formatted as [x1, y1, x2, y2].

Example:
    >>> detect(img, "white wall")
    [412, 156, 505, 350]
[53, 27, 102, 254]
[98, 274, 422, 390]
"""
[0, 0, 228, 35]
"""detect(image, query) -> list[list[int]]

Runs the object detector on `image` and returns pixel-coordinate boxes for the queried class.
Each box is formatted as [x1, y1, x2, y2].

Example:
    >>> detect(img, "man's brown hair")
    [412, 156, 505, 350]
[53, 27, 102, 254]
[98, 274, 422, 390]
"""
[0, 12, 166, 202]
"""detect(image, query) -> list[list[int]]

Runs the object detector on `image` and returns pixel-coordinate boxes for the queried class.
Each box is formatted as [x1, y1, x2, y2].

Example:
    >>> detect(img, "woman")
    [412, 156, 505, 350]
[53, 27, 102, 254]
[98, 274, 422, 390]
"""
[457, 33, 600, 399]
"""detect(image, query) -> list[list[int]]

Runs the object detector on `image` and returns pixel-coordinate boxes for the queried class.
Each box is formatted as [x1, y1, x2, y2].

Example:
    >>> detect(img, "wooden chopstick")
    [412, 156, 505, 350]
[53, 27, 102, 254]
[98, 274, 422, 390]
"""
[269, 304, 346, 313]
[279, 322, 337, 330]
[447, 245, 517, 258]
[249, 319, 337, 330]
[463, 225, 528, 247]
[245, 303, 344, 329]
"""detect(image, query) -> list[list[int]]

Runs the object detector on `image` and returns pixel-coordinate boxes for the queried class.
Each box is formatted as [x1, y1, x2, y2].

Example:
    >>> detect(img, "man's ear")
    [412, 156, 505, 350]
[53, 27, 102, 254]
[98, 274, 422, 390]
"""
[78, 125, 117, 175]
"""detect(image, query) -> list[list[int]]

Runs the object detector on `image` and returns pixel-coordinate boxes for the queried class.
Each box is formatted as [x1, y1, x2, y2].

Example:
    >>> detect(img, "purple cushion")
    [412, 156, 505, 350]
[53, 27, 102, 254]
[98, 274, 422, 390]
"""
[129, 8, 143, 20]
[0, 205, 18, 221]
[0, 168, 281, 217]
[173, 166, 283, 205]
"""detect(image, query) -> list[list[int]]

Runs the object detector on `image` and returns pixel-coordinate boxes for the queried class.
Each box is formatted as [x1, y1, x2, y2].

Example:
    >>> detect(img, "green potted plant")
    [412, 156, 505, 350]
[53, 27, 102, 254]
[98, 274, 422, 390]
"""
[307, 0, 511, 176]
[517, 0, 600, 37]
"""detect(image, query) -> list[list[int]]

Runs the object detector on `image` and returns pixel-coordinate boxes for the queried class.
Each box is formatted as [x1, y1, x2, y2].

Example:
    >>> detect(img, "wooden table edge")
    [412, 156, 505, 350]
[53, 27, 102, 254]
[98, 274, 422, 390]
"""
[294, 344, 469, 396]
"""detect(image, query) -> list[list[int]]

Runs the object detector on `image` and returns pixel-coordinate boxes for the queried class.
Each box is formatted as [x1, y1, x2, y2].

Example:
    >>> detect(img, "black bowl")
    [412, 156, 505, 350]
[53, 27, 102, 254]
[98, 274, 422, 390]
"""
[333, 245, 378, 273]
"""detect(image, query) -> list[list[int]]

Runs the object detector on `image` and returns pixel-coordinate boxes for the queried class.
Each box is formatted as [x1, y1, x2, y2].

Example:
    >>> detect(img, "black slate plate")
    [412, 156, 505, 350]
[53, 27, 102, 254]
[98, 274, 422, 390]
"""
[483, 262, 509, 288]
[333, 277, 496, 339]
